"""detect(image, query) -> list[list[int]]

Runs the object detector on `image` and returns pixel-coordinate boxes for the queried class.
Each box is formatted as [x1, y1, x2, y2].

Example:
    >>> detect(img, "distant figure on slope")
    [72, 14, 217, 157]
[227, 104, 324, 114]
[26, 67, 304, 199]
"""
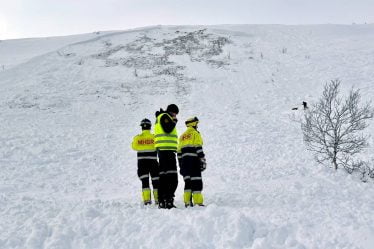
[292, 101, 308, 110]
[132, 119, 159, 205]
[302, 101, 308, 110]
[154, 104, 179, 209]
[178, 117, 206, 207]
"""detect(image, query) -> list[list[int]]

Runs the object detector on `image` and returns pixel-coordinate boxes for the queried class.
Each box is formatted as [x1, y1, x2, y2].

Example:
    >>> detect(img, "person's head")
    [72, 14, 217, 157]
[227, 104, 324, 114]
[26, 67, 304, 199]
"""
[166, 104, 179, 118]
[185, 116, 199, 129]
[140, 118, 152, 130]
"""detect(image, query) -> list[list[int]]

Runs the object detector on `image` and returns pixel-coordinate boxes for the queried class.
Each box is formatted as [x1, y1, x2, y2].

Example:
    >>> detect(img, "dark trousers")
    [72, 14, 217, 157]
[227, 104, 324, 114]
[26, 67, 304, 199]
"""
[137, 159, 159, 191]
[157, 150, 178, 201]
[181, 157, 203, 193]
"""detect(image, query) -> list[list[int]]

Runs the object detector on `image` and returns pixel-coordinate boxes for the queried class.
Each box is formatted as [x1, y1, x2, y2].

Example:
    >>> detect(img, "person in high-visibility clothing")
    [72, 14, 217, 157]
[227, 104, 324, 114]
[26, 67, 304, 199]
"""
[154, 104, 179, 209]
[177, 117, 206, 207]
[132, 118, 159, 205]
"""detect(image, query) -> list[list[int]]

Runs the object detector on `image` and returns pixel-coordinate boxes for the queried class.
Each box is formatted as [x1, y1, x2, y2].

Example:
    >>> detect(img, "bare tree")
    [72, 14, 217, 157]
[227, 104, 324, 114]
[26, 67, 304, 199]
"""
[301, 79, 373, 172]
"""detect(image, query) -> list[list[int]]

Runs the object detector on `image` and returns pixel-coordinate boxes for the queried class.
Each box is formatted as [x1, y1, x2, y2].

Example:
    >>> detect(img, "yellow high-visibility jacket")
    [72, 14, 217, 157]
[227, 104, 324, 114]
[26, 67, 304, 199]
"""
[178, 127, 205, 160]
[154, 113, 178, 151]
[132, 130, 157, 160]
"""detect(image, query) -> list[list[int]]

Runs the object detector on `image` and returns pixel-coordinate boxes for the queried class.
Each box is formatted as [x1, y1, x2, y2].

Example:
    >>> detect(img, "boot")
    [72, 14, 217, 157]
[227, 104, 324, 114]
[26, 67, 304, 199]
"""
[184, 191, 193, 208]
[142, 189, 151, 205]
[153, 190, 159, 205]
[166, 198, 176, 209]
[158, 199, 166, 209]
[192, 192, 204, 206]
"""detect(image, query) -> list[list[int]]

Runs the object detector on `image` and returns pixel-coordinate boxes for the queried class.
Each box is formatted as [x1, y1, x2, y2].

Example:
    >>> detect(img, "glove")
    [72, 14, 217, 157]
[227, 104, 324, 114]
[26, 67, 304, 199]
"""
[200, 158, 207, 172]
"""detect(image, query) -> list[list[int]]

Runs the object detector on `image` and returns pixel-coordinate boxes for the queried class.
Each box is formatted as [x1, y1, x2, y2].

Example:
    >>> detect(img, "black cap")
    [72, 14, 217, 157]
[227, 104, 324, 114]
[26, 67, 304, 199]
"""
[166, 104, 179, 114]
[140, 118, 151, 129]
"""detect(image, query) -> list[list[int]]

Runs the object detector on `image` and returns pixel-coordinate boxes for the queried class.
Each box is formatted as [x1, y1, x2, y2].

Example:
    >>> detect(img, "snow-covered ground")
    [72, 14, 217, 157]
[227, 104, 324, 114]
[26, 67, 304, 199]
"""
[0, 31, 118, 70]
[1, 24, 374, 249]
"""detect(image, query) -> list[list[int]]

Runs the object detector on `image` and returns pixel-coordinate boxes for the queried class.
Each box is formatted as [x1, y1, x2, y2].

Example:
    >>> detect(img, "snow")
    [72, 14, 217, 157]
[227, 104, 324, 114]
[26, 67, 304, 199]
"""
[1, 24, 374, 249]
[0, 31, 117, 71]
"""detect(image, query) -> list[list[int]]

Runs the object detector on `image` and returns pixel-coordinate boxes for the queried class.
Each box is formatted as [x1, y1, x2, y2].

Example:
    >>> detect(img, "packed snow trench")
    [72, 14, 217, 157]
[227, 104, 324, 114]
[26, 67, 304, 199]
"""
[1, 25, 374, 249]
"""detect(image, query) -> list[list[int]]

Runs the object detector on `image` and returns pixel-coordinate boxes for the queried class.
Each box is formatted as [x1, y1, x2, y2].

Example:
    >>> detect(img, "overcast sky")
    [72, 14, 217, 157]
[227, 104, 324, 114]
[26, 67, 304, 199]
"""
[1, 0, 373, 39]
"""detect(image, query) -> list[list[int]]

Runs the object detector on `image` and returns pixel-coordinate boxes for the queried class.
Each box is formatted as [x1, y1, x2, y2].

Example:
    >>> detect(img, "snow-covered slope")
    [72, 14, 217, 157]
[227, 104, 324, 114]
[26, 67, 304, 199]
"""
[1, 24, 374, 249]
[0, 31, 118, 70]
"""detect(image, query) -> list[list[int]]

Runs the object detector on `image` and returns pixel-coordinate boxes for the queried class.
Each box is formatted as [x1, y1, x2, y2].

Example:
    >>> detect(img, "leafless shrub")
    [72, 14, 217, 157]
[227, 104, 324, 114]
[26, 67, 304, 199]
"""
[301, 79, 373, 174]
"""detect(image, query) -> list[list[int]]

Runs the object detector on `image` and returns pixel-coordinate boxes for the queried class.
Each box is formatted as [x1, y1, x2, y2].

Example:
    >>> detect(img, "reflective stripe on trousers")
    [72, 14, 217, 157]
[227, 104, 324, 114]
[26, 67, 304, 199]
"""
[138, 156, 158, 160]
[159, 170, 178, 175]
[139, 174, 149, 179]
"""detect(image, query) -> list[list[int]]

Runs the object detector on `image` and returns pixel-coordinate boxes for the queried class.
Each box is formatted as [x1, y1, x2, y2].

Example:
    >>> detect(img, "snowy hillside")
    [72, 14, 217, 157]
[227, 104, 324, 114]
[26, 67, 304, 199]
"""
[0, 31, 119, 70]
[1, 24, 374, 249]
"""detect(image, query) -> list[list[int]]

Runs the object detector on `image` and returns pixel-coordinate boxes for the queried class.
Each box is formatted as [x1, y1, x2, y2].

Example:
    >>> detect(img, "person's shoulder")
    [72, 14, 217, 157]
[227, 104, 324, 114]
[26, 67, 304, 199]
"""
[160, 112, 171, 119]
[183, 129, 196, 139]
[181, 129, 190, 135]
[193, 129, 203, 139]
[191, 128, 200, 134]
[142, 130, 155, 137]
[155, 108, 166, 118]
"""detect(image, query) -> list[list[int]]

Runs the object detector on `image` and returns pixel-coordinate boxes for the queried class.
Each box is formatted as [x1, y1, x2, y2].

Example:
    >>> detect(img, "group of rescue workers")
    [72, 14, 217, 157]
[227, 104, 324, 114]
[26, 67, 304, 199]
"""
[131, 104, 207, 209]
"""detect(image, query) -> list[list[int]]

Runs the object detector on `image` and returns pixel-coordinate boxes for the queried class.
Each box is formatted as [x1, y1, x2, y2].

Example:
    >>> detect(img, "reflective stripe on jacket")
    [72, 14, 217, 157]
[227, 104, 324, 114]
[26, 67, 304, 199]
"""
[154, 113, 178, 151]
[177, 127, 204, 159]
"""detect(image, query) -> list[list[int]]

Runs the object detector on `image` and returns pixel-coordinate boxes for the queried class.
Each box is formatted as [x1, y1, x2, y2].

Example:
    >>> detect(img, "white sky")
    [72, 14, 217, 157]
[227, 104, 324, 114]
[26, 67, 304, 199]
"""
[1, 0, 373, 39]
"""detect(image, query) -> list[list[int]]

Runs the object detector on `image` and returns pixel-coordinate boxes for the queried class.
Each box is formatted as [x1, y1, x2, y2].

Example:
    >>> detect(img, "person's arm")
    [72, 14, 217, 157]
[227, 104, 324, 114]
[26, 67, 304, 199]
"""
[194, 132, 205, 158]
[131, 136, 138, 151]
[160, 114, 177, 133]
[194, 132, 206, 171]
